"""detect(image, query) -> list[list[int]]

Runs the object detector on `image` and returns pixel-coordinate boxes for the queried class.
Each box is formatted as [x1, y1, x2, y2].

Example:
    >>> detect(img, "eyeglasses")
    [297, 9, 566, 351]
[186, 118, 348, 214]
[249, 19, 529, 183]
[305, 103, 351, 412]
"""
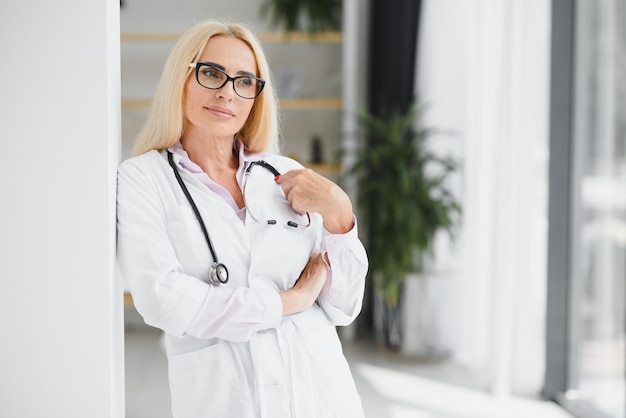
[189, 62, 265, 99]
[243, 160, 311, 228]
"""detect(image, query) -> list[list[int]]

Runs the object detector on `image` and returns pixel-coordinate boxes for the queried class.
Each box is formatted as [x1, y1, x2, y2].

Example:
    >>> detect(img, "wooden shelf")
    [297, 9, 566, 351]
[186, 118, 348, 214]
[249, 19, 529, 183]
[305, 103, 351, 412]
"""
[124, 291, 133, 307]
[259, 31, 342, 43]
[121, 99, 152, 109]
[278, 98, 342, 110]
[121, 31, 342, 44]
[122, 98, 342, 110]
[307, 162, 342, 174]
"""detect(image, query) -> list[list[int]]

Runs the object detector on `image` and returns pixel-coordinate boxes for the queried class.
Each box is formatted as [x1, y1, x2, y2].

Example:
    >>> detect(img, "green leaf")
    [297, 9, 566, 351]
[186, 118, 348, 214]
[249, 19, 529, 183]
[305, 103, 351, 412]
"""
[346, 99, 462, 305]
[260, 0, 342, 32]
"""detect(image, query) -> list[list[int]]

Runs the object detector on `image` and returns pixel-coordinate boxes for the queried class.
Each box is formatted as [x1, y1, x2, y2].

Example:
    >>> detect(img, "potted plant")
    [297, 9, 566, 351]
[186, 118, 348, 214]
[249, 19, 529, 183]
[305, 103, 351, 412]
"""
[347, 101, 461, 352]
[259, 0, 342, 32]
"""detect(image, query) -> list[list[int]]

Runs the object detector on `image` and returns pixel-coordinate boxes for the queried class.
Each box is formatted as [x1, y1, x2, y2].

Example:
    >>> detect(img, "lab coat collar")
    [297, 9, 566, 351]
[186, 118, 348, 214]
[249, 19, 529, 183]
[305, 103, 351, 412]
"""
[167, 141, 201, 173]
[167, 139, 266, 181]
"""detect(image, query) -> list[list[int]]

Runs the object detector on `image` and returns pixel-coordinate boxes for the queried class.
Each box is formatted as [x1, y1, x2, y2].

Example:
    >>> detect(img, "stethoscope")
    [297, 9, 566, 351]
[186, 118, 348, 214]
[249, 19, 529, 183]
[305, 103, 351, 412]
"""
[167, 151, 310, 286]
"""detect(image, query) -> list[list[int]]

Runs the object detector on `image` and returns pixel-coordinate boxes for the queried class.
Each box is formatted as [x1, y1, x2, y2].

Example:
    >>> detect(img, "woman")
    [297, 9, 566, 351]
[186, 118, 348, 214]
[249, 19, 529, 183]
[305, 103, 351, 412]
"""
[116, 20, 368, 418]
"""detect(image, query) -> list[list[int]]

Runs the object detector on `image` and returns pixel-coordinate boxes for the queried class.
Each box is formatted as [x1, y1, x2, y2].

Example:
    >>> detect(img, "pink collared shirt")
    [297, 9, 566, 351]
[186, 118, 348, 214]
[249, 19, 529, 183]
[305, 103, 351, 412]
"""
[169, 140, 247, 221]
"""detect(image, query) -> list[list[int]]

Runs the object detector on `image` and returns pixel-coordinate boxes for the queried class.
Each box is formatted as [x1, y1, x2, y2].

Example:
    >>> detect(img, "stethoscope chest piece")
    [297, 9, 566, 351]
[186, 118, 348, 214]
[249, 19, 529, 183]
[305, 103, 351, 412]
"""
[209, 262, 229, 285]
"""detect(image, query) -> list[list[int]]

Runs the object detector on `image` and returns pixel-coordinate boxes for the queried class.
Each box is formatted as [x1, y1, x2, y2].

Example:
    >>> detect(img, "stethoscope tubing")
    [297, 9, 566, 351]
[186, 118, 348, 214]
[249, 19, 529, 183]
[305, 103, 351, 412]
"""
[167, 151, 228, 285]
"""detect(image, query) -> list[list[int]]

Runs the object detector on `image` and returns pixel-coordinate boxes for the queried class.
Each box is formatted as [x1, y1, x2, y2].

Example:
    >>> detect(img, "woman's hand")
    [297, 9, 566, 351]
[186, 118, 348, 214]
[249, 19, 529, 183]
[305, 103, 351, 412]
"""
[276, 169, 354, 234]
[279, 253, 328, 316]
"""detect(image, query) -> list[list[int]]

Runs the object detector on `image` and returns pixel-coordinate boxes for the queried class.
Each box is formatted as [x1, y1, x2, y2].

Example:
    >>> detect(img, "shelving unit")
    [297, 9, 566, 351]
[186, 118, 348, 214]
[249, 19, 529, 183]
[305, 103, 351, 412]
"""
[121, 28, 343, 172]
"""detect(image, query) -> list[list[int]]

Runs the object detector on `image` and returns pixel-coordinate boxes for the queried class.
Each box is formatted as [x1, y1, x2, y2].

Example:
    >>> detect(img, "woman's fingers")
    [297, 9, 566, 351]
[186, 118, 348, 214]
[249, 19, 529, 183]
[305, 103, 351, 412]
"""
[276, 169, 354, 233]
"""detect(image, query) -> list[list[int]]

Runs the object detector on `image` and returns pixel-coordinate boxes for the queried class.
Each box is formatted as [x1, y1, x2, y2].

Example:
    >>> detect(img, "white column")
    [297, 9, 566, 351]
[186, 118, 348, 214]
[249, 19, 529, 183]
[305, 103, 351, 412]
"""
[340, 0, 360, 342]
[341, 0, 360, 198]
[0, 1, 123, 417]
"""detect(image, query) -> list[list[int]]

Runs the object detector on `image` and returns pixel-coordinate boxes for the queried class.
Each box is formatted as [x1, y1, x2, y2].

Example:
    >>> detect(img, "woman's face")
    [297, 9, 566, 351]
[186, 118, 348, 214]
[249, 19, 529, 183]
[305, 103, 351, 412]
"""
[183, 35, 258, 141]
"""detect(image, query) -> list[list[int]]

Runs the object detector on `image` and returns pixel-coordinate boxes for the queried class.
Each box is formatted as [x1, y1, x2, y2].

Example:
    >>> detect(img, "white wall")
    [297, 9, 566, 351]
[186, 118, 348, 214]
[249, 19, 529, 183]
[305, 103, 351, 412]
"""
[0, 1, 123, 417]
[416, 0, 551, 397]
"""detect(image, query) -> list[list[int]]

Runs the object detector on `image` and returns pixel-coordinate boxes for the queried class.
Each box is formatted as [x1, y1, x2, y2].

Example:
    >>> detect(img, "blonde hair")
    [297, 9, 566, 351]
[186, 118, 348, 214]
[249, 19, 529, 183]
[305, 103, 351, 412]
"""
[132, 20, 280, 156]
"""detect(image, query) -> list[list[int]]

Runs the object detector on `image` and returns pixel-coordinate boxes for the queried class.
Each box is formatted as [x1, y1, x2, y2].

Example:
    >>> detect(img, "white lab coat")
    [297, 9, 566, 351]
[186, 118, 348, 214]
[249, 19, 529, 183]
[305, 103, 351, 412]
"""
[116, 149, 368, 418]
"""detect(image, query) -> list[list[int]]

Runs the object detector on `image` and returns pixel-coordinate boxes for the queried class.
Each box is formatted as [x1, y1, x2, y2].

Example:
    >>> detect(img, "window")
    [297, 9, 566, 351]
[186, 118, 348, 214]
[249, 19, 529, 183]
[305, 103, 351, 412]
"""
[547, 1, 625, 417]
[568, 1, 626, 415]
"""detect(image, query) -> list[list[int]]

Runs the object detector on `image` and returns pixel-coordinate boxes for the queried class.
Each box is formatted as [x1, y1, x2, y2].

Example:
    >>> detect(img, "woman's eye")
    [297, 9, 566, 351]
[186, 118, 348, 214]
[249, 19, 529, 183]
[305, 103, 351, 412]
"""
[201, 68, 220, 79]
[237, 77, 253, 87]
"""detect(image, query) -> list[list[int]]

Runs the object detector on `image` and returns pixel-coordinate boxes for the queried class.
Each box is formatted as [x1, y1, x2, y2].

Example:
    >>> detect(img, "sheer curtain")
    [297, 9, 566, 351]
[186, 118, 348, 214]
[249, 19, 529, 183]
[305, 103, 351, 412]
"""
[416, 0, 551, 396]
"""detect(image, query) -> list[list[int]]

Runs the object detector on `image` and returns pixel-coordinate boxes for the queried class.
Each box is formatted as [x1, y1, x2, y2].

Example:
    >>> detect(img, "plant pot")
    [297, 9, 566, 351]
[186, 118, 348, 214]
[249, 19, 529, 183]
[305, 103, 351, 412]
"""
[400, 273, 451, 360]
[373, 291, 402, 349]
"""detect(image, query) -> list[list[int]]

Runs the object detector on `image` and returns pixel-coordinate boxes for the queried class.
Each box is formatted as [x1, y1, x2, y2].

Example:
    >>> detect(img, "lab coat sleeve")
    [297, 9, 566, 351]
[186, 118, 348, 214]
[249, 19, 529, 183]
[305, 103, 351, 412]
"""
[184, 286, 282, 341]
[317, 216, 368, 326]
[116, 160, 282, 340]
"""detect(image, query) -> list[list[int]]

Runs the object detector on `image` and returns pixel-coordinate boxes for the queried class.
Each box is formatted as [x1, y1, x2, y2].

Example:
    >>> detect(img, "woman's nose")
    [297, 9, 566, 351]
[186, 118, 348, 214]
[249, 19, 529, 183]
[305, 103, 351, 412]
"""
[216, 80, 235, 100]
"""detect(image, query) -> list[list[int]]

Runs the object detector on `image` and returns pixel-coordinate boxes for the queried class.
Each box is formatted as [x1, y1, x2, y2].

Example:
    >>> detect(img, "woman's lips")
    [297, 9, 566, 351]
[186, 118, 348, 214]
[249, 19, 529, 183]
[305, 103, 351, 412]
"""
[205, 106, 235, 118]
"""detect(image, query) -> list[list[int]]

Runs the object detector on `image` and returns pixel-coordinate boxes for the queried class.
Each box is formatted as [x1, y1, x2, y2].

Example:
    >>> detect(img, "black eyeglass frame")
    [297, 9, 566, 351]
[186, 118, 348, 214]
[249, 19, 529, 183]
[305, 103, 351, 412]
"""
[189, 62, 266, 99]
